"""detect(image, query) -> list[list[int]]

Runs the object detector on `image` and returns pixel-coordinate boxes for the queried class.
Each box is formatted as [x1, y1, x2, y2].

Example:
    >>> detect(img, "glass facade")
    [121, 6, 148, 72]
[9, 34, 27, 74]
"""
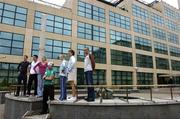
[112, 71, 132, 85]
[32, 37, 71, 59]
[78, 1, 105, 22]
[136, 54, 153, 68]
[152, 27, 166, 40]
[169, 46, 180, 57]
[134, 20, 150, 36]
[151, 13, 164, 26]
[111, 49, 132, 66]
[132, 4, 149, 20]
[34, 11, 72, 36]
[0, 2, 27, 27]
[77, 22, 106, 42]
[110, 30, 132, 47]
[137, 72, 153, 85]
[154, 42, 168, 55]
[0, 62, 18, 86]
[166, 19, 177, 31]
[109, 11, 130, 30]
[167, 32, 179, 44]
[77, 68, 106, 85]
[135, 36, 152, 51]
[164, 7, 176, 19]
[171, 60, 180, 71]
[0, 31, 24, 55]
[77, 44, 106, 64]
[156, 57, 169, 70]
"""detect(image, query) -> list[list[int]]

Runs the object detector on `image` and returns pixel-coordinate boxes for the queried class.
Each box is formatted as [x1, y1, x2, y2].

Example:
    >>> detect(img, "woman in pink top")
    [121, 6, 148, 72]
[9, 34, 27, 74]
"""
[34, 56, 48, 97]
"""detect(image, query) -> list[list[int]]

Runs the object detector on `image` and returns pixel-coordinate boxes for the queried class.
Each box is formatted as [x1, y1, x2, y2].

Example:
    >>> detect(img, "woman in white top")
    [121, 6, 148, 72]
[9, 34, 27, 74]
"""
[67, 49, 77, 101]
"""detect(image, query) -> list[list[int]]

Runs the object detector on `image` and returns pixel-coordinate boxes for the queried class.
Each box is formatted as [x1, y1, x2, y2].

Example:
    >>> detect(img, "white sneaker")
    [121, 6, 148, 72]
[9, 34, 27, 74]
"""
[67, 97, 77, 102]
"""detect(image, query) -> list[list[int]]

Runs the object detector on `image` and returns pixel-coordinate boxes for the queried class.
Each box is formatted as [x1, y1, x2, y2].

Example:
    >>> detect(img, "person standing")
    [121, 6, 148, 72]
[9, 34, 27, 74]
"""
[27, 55, 39, 96]
[84, 48, 95, 102]
[15, 55, 30, 96]
[67, 49, 77, 102]
[59, 54, 68, 101]
[41, 62, 55, 114]
[34, 56, 48, 97]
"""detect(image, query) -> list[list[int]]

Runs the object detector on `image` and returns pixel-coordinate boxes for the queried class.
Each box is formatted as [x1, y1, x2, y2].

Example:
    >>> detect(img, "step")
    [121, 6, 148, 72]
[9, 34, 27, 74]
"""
[23, 114, 50, 119]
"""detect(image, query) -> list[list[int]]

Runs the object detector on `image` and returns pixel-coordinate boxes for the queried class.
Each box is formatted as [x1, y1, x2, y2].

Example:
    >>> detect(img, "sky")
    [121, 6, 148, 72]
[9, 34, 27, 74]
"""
[145, 0, 178, 8]
[42, 0, 179, 8]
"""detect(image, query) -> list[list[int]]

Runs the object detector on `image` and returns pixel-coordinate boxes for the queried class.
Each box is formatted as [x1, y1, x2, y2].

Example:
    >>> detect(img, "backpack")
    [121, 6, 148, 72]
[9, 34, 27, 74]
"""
[89, 54, 95, 71]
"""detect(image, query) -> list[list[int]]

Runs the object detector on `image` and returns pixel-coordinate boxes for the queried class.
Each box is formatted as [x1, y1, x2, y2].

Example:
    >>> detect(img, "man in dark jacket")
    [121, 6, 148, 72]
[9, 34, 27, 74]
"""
[15, 55, 30, 96]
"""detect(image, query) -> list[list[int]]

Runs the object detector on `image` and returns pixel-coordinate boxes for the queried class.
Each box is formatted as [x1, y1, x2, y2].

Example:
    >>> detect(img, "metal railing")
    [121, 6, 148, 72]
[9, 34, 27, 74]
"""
[77, 84, 180, 103]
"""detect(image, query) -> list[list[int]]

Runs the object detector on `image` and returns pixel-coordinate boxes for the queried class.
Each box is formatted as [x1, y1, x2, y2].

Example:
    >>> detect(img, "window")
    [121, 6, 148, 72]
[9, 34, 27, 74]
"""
[112, 71, 132, 85]
[134, 20, 150, 36]
[77, 68, 106, 85]
[152, 27, 166, 41]
[77, 44, 106, 64]
[31, 37, 71, 59]
[156, 57, 169, 70]
[151, 13, 164, 26]
[31, 36, 40, 56]
[135, 36, 152, 51]
[0, 62, 19, 86]
[78, 1, 105, 22]
[154, 42, 168, 55]
[164, 7, 176, 19]
[169, 46, 180, 57]
[171, 60, 180, 71]
[110, 30, 131, 47]
[0, 31, 24, 55]
[132, 5, 149, 20]
[77, 22, 106, 42]
[109, 11, 130, 30]
[136, 54, 153, 68]
[34, 11, 72, 36]
[137, 72, 153, 85]
[167, 32, 179, 44]
[111, 49, 132, 66]
[0, 2, 27, 27]
[166, 19, 177, 31]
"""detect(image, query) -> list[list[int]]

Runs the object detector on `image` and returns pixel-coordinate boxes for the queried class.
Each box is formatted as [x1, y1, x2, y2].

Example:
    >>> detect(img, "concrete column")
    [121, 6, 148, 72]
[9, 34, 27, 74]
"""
[105, 7, 112, 85]
[38, 14, 47, 59]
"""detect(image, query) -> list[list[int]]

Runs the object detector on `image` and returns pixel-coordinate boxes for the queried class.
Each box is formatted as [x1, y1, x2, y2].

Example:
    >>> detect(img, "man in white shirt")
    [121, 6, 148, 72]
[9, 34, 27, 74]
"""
[27, 55, 39, 96]
[84, 48, 95, 102]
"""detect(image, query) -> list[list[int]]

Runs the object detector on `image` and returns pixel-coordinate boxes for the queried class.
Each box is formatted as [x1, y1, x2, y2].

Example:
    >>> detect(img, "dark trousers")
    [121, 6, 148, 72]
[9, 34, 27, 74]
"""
[85, 71, 95, 100]
[27, 74, 38, 95]
[42, 85, 54, 113]
[16, 73, 27, 96]
[59, 76, 67, 100]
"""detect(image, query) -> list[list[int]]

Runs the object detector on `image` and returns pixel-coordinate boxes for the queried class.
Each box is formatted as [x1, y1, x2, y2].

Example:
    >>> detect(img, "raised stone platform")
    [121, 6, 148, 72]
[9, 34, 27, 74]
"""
[4, 94, 42, 119]
[50, 97, 180, 119]
[4, 90, 180, 119]
[0, 91, 10, 104]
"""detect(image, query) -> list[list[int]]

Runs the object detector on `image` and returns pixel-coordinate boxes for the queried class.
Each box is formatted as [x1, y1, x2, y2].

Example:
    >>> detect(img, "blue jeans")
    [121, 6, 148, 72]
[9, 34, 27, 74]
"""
[37, 74, 44, 97]
[59, 76, 67, 100]
[85, 71, 95, 100]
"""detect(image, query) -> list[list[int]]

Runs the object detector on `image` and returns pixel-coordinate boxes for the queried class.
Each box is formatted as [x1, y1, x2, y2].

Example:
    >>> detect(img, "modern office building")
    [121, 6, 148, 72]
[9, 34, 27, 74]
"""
[0, 0, 180, 88]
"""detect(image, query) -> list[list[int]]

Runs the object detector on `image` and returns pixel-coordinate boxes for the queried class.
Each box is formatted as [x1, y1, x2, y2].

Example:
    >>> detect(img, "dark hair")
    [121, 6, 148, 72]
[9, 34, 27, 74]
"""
[24, 55, 28, 58]
[68, 49, 75, 56]
[33, 55, 38, 59]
